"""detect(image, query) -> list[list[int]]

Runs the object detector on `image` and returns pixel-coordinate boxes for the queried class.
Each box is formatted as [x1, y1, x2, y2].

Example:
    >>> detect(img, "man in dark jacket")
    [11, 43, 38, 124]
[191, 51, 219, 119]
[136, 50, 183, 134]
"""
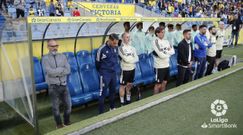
[96, 33, 119, 114]
[177, 29, 194, 86]
[230, 14, 242, 47]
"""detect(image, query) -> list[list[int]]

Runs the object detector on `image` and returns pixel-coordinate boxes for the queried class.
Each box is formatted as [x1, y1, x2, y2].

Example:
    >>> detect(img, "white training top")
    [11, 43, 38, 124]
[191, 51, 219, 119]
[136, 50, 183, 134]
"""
[152, 37, 175, 69]
[207, 34, 217, 57]
[216, 29, 225, 50]
[118, 43, 139, 71]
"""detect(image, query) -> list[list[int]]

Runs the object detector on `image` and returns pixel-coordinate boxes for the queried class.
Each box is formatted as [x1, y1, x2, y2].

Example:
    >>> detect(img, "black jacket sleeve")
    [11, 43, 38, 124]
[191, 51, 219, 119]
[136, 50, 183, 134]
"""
[178, 41, 189, 66]
[190, 42, 194, 62]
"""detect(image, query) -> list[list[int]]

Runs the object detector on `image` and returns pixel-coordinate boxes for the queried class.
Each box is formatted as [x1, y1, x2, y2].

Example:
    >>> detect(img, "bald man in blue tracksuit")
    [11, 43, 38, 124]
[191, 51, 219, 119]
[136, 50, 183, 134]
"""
[194, 25, 212, 80]
[96, 33, 119, 114]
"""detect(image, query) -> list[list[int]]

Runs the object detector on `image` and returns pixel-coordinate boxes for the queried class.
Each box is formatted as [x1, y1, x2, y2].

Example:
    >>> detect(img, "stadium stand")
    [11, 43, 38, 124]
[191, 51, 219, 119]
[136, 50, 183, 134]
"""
[0, 13, 5, 29]
[139, 0, 242, 20]
[1, 0, 242, 22]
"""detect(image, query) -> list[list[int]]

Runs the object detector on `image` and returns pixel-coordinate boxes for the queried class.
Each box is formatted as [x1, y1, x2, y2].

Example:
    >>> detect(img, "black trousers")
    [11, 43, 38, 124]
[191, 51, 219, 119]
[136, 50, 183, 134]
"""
[0, 0, 7, 10]
[176, 65, 191, 86]
[231, 31, 239, 46]
[49, 85, 71, 126]
[206, 56, 216, 76]
[16, 9, 25, 18]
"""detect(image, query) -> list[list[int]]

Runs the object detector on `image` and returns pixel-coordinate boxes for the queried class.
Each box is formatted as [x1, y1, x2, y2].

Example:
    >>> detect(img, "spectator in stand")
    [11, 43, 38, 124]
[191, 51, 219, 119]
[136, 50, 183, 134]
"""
[14, 0, 25, 18]
[0, 0, 7, 12]
[189, 5, 193, 17]
[29, 6, 35, 16]
[49, 0, 56, 16]
[72, 7, 80, 17]
[37, 0, 46, 16]
[55, 0, 64, 16]
[45, 0, 52, 7]
[67, 0, 72, 10]
[55, 7, 63, 16]
[147, 0, 242, 19]
[148, 0, 156, 11]
[195, 8, 203, 18]
[167, 3, 174, 16]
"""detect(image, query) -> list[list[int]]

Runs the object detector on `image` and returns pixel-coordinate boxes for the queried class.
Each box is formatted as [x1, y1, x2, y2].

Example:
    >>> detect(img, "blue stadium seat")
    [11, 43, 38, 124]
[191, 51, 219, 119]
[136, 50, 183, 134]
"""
[79, 63, 100, 100]
[169, 58, 176, 76]
[91, 49, 98, 63]
[63, 52, 93, 106]
[170, 52, 178, 76]
[134, 62, 146, 86]
[33, 57, 48, 91]
[138, 54, 155, 85]
[76, 50, 93, 67]
[148, 53, 154, 68]
[0, 14, 5, 30]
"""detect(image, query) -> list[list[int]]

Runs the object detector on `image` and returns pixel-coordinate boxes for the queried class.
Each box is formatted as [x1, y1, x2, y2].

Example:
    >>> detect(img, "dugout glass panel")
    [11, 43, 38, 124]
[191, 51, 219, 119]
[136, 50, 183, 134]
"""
[0, 18, 36, 127]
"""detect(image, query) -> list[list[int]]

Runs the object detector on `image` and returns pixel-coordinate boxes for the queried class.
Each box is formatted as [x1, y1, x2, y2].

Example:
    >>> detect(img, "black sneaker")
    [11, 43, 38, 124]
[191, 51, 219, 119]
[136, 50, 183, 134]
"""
[121, 103, 126, 107]
[126, 101, 131, 105]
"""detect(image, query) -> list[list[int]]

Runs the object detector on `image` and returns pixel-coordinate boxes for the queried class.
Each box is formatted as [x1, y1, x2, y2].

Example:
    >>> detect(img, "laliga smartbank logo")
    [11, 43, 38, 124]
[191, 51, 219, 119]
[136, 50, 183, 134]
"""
[211, 99, 228, 117]
[201, 99, 237, 129]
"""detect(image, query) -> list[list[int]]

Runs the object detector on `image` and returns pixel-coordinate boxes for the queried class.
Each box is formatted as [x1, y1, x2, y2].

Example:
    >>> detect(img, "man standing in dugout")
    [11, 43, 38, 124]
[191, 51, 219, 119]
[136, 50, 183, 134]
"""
[177, 29, 194, 86]
[42, 39, 71, 128]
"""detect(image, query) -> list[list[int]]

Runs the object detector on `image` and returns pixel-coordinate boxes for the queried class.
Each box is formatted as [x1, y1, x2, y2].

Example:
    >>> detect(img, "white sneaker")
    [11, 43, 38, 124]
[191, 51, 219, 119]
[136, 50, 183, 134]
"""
[212, 68, 218, 74]
[109, 108, 116, 111]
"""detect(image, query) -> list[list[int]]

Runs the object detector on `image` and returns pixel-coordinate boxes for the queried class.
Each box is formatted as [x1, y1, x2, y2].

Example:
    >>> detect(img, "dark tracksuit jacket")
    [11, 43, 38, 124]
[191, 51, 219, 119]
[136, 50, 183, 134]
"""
[95, 43, 119, 113]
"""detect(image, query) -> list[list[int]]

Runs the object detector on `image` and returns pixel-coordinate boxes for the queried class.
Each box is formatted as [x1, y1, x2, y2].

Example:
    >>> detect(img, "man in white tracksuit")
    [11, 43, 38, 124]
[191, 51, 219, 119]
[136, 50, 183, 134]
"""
[118, 32, 139, 105]
[216, 21, 225, 67]
[206, 26, 217, 76]
[152, 27, 175, 95]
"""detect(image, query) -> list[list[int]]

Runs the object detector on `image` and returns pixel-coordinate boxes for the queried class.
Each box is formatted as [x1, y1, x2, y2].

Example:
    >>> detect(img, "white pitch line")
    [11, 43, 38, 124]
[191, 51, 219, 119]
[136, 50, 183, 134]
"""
[68, 66, 243, 135]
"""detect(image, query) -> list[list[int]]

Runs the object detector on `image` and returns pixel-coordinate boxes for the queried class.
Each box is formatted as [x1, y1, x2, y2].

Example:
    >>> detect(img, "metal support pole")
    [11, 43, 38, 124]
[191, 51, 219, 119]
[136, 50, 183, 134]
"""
[27, 20, 40, 135]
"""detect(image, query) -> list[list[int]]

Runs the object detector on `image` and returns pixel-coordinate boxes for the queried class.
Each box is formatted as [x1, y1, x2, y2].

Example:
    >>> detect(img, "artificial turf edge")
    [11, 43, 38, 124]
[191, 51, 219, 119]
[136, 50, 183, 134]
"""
[46, 63, 243, 135]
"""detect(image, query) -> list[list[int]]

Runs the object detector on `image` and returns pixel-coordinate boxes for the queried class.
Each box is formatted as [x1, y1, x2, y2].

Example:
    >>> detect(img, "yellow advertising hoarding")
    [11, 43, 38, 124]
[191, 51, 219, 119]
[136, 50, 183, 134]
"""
[77, 2, 135, 16]
[27, 17, 220, 24]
